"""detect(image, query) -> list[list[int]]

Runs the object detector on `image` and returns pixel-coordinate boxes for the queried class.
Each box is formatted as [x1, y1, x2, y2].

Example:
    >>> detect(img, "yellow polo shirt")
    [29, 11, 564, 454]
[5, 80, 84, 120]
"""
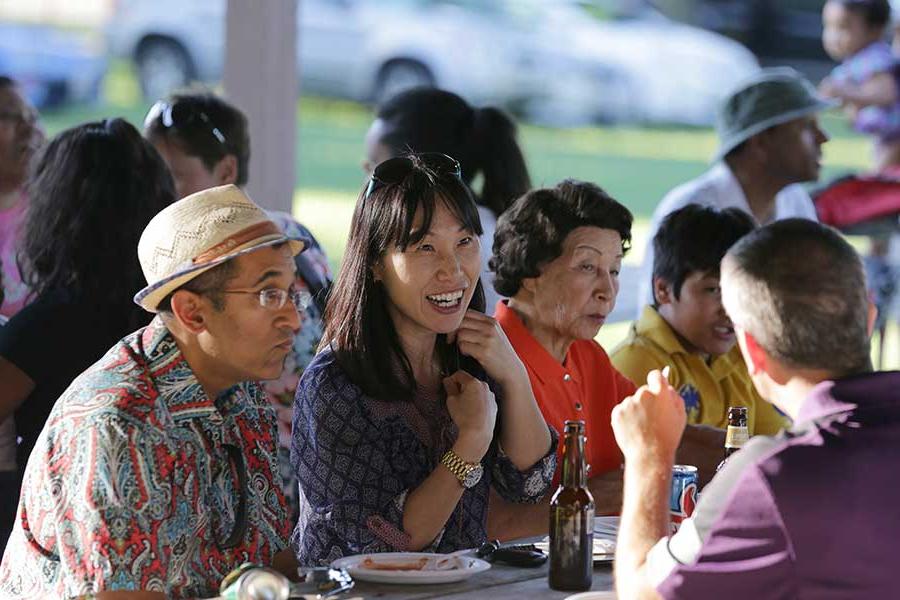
[610, 306, 788, 435]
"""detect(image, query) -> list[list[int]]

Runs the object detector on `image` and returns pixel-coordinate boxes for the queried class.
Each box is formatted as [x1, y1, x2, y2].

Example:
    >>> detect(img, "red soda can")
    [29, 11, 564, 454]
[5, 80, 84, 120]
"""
[669, 465, 698, 533]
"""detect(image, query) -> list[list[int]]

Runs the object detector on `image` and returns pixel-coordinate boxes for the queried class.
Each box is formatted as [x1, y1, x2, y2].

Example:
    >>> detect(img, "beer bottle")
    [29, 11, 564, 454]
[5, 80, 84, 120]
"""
[549, 420, 594, 591]
[716, 406, 749, 472]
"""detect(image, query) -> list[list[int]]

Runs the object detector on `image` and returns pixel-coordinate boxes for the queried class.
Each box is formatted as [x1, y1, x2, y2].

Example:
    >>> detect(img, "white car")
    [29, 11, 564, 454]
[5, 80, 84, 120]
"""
[107, 0, 759, 126]
[106, 0, 546, 110]
[526, 1, 762, 126]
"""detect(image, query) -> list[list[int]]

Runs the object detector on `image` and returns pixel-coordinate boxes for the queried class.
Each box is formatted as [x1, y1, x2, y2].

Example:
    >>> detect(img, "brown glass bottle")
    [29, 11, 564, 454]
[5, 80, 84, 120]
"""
[716, 406, 749, 472]
[549, 420, 595, 591]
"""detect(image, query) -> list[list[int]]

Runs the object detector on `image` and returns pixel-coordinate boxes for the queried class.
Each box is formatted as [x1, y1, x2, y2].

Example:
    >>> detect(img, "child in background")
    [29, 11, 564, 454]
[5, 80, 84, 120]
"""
[820, 0, 900, 171]
[611, 204, 788, 437]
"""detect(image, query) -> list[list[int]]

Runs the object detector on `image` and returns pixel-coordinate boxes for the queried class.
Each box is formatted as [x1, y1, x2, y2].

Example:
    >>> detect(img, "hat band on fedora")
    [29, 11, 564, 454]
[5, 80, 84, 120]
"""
[193, 221, 283, 265]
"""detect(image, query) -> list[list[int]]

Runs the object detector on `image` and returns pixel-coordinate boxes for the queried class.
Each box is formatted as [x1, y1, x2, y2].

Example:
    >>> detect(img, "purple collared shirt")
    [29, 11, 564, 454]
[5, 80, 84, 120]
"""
[652, 371, 900, 599]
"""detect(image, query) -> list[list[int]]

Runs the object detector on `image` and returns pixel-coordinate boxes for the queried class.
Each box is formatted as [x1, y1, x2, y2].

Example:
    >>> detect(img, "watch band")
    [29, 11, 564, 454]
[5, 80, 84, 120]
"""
[440, 449, 479, 485]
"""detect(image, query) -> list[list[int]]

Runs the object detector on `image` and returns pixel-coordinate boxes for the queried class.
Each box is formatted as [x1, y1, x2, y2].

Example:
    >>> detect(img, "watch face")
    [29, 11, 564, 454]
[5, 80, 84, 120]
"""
[463, 464, 484, 489]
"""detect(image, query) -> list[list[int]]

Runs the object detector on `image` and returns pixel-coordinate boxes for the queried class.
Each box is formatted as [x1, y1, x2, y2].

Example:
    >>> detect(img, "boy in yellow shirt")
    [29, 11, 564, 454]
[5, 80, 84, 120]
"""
[612, 204, 788, 436]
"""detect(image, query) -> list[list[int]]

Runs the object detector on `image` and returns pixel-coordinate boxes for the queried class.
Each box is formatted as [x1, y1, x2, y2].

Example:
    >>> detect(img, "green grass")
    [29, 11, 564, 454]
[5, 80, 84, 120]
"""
[38, 62, 900, 368]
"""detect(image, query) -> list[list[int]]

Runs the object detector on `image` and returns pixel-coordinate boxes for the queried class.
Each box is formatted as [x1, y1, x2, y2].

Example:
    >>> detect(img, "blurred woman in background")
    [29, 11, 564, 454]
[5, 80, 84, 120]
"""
[0, 118, 175, 552]
[364, 88, 532, 314]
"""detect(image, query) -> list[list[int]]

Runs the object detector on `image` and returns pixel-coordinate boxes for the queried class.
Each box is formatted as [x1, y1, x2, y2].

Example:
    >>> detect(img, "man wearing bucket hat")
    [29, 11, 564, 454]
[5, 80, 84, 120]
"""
[636, 67, 833, 311]
[0, 185, 305, 599]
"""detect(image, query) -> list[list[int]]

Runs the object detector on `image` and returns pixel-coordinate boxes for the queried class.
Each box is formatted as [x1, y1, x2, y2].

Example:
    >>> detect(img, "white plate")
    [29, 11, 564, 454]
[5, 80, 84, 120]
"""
[331, 552, 491, 585]
[565, 592, 617, 600]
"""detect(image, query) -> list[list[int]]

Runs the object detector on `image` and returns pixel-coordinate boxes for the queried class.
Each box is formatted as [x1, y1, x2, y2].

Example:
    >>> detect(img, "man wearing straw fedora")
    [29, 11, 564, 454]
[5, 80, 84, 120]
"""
[636, 67, 834, 312]
[0, 185, 306, 599]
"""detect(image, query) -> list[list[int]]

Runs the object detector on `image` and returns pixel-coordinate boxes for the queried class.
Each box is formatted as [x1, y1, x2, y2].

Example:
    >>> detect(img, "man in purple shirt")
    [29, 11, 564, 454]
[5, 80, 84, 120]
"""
[612, 219, 900, 599]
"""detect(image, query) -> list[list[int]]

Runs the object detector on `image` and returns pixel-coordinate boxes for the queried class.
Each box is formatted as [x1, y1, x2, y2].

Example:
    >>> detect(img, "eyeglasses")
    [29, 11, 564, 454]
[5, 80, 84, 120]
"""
[143, 99, 227, 146]
[364, 153, 462, 200]
[221, 285, 311, 311]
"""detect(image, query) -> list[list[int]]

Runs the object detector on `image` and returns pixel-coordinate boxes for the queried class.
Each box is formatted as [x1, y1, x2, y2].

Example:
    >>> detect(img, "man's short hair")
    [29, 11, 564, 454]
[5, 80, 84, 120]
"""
[491, 179, 632, 298]
[722, 219, 871, 375]
[157, 258, 238, 314]
[652, 204, 755, 304]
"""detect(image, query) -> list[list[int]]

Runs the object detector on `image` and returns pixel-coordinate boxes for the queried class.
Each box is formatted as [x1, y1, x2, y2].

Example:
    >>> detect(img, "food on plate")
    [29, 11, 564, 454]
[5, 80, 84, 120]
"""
[358, 555, 466, 572]
[360, 557, 429, 571]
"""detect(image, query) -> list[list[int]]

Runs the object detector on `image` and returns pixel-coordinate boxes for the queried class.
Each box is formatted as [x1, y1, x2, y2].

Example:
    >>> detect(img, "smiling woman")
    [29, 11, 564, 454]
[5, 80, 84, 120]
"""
[290, 154, 557, 566]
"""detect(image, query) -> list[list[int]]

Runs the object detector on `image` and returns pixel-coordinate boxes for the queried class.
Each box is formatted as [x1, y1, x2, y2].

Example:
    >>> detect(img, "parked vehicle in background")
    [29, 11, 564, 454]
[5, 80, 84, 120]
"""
[107, 0, 758, 126]
[107, 0, 540, 109]
[527, 0, 760, 125]
[0, 22, 107, 109]
[653, 0, 834, 80]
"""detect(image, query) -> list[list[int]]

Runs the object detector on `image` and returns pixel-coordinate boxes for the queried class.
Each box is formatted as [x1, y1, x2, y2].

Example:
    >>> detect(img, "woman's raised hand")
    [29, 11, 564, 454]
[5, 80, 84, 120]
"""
[451, 310, 527, 387]
[443, 370, 497, 461]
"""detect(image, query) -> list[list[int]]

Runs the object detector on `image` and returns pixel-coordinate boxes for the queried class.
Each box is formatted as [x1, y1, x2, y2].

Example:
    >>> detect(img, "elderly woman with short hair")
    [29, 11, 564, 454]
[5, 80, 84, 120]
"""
[487, 180, 726, 540]
[485, 180, 637, 540]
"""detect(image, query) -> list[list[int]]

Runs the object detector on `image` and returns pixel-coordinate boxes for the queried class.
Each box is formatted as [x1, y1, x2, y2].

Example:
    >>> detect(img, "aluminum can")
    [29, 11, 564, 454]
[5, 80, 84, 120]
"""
[669, 464, 698, 533]
[220, 564, 290, 600]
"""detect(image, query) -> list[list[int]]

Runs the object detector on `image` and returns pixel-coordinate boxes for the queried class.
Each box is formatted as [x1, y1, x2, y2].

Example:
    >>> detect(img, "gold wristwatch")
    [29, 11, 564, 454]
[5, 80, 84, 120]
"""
[440, 449, 484, 489]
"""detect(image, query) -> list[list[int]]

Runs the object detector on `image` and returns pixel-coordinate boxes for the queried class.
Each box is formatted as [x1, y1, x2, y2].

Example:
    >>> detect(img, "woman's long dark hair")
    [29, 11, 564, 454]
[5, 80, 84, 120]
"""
[19, 118, 175, 330]
[323, 155, 485, 401]
[375, 88, 531, 218]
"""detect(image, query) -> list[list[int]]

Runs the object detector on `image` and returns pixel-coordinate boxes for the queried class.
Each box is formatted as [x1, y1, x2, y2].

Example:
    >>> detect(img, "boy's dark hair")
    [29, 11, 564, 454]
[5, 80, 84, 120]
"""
[652, 204, 755, 304]
[144, 91, 250, 186]
[491, 180, 632, 297]
[838, 0, 891, 27]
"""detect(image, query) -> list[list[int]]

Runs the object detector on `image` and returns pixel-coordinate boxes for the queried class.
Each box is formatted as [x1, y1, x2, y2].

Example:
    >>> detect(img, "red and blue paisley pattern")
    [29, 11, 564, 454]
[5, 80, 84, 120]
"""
[0, 317, 290, 599]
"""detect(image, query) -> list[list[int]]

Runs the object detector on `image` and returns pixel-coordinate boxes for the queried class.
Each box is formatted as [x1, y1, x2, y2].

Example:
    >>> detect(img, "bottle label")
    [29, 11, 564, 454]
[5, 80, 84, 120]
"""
[725, 426, 749, 448]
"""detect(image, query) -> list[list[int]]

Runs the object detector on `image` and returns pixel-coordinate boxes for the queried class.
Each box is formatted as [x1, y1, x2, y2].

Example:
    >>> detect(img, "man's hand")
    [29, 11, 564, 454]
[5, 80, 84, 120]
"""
[612, 369, 686, 466]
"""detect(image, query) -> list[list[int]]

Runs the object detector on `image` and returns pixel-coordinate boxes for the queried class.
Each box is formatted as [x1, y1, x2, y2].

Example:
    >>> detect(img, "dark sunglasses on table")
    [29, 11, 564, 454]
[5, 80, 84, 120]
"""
[143, 100, 227, 147]
[365, 153, 462, 200]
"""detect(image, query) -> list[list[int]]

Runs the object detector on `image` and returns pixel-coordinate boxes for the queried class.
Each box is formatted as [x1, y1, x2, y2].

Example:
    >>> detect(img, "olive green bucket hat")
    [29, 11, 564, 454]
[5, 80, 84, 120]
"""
[713, 67, 836, 162]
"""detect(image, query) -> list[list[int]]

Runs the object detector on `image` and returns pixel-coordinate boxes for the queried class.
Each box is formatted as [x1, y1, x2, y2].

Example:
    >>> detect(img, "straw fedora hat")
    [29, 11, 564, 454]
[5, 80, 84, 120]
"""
[134, 184, 306, 312]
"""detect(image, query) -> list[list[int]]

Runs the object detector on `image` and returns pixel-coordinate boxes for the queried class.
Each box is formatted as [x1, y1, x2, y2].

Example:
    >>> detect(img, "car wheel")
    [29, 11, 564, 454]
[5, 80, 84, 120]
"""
[136, 38, 194, 100]
[374, 60, 434, 105]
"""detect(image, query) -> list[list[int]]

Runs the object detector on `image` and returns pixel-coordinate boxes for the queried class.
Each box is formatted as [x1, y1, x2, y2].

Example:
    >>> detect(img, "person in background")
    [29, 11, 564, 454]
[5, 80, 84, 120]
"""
[0, 185, 306, 599]
[0, 266, 11, 556]
[291, 154, 555, 565]
[144, 91, 332, 521]
[0, 76, 43, 318]
[612, 219, 900, 599]
[612, 205, 788, 482]
[821, 0, 900, 171]
[363, 87, 532, 314]
[636, 67, 830, 313]
[0, 119, 175, 554]
[820, 0, 900, 366]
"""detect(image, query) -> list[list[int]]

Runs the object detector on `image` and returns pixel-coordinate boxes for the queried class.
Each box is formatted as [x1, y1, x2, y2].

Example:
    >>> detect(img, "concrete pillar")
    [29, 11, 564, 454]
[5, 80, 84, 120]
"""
[223, 0, 297, 213]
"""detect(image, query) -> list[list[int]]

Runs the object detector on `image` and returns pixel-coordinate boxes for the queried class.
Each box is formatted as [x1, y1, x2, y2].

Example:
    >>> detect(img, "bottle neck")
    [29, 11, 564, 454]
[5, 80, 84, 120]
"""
[561, 431, 587, 488]
[724, 424, 749, 449]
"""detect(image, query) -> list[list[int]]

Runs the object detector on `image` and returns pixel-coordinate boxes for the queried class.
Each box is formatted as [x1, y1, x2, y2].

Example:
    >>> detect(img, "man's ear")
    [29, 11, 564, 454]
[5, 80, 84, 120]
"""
[867, 300, 878, 338]
[738, 327, 768, 376]
[214, 154, 239, 186]
[653, 277, 673, 305]
[170, 289, 209, 334]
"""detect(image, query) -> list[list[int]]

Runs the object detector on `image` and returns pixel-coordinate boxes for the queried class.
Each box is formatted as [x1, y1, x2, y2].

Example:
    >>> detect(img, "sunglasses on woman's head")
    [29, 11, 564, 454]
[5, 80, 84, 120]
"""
[364, 153, 462, 200]
[143, 100, 227, 147]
